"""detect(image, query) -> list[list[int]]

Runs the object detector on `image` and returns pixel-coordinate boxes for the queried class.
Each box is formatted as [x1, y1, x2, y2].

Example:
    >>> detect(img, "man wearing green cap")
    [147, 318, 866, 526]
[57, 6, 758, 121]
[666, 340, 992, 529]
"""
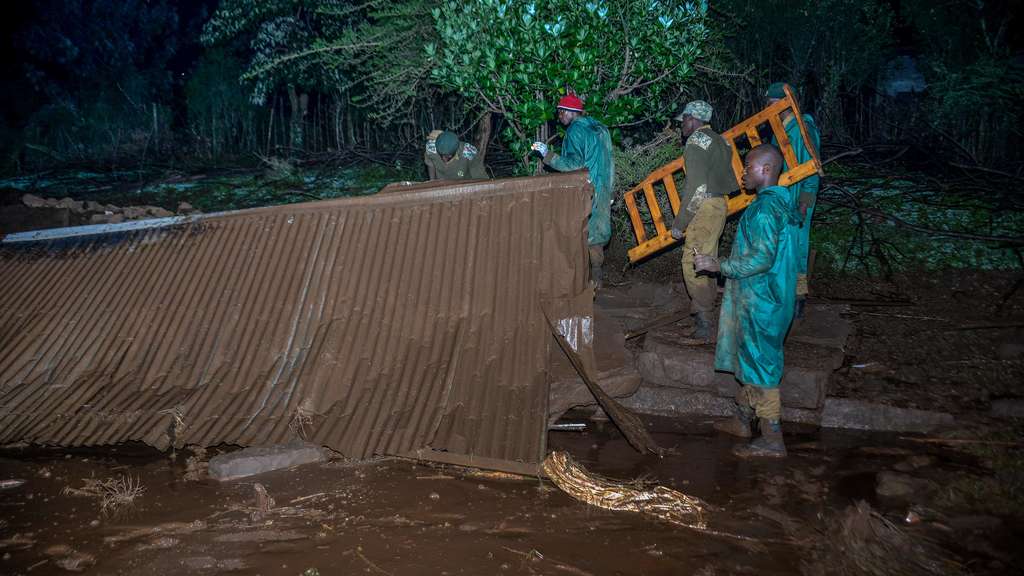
[669, 100, 740, 344]
[530, 94, 614, 288]
[425, 129, 488, 181]
[766, 82, 820, 319]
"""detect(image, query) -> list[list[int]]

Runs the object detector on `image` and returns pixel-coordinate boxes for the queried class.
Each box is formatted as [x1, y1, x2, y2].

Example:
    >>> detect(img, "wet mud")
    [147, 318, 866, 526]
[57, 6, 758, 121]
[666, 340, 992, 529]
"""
[2, 415, 1020, 575]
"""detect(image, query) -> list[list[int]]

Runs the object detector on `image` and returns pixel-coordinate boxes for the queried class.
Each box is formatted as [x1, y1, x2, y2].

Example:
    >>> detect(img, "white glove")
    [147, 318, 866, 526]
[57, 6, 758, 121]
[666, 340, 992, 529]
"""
[425, 129, 443, 154]
[531, 141, 548, 157]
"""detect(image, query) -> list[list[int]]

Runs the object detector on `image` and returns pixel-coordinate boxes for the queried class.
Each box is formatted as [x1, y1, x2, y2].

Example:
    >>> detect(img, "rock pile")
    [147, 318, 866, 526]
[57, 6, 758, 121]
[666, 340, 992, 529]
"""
[20, 193, 198, 225]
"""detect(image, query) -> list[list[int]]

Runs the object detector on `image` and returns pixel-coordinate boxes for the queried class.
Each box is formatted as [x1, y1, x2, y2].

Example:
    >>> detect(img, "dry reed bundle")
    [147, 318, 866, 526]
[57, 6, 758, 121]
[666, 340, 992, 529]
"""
[542, 451, 709, 529]
[801, 501, 964, 576]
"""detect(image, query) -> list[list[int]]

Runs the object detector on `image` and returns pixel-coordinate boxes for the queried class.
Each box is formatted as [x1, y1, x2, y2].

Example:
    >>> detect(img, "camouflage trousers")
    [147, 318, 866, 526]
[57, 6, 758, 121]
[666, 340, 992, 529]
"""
[736, 384, 782, 421]
[681, 197, 727, 314]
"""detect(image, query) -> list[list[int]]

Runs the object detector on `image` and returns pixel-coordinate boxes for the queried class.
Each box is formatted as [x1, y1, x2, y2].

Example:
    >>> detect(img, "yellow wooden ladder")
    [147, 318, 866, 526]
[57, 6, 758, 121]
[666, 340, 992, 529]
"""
[623, 84, 824, 263]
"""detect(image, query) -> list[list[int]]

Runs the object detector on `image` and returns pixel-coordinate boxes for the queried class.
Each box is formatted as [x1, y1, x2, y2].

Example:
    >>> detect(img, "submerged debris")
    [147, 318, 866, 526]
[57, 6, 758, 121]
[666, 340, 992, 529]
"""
[542, 451, 708, 529]
[802, 500, 964, 576]
[61, 474, 144, 515]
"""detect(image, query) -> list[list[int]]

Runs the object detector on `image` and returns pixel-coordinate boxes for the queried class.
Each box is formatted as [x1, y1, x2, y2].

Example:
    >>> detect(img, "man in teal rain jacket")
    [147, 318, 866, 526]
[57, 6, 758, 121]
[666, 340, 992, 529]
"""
[694, 144, 803, 458]
[767, 82, 820, 318]
[531, 94, 614, 287]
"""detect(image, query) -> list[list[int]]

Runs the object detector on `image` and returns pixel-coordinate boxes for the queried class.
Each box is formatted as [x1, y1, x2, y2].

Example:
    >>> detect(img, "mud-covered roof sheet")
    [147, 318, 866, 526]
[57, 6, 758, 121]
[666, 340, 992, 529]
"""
[0, 173, 594, 473]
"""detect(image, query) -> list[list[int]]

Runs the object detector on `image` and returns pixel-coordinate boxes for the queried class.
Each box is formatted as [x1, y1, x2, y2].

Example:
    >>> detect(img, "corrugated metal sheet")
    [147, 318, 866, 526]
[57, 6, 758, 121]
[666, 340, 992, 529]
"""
[0, 173, 593, 472]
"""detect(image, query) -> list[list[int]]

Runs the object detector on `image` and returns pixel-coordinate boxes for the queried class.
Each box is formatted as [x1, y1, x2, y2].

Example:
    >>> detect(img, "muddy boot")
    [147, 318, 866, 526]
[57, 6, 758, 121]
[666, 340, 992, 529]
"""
[713, 403, 754, 438]
[590, 263, 604, 291]
[732, 419, 787, 458]
[680, 311, 714, 344]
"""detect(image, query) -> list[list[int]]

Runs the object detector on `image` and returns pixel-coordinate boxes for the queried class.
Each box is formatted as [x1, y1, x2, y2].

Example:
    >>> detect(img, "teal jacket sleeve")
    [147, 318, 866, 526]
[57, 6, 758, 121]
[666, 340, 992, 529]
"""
[545, 124, 587, 172]
[720, 203, 784, 279]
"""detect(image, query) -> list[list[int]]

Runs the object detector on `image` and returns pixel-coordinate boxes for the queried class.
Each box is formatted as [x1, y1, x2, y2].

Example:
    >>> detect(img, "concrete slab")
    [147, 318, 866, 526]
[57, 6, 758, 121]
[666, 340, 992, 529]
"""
[208, 443, 326, 481]
[990, 398, 1024, 420]
[789, 301, 852, 350]
[821, 399, 954, 433]
[620, 387, 734, 417]
[639, 325, 834, 410]
[620, 383, 824, 425]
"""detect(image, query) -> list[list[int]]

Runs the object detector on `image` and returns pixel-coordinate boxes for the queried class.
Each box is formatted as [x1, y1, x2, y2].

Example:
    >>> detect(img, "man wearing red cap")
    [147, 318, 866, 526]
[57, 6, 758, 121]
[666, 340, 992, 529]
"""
[531, 94, 614, 288]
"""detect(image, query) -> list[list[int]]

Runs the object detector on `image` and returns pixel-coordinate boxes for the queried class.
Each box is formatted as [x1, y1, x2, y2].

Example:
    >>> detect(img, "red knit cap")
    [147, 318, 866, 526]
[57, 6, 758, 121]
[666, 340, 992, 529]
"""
[556, 94, 584, 112]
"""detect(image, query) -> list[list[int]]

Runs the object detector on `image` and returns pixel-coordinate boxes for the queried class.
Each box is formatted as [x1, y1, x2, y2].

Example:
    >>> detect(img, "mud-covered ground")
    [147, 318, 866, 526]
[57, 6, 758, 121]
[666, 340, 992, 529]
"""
[2, 168, 1023, 574]
[1, 415, 1021, 576]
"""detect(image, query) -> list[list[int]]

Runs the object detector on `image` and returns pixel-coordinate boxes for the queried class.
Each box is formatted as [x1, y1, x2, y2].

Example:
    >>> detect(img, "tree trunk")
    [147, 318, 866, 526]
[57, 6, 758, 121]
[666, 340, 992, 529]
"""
[475, 112, 493, 163]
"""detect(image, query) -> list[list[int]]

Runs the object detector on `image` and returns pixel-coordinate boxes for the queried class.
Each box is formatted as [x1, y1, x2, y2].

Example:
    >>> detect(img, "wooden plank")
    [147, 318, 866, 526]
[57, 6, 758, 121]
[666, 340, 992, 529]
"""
[728, 145, 745, 192]
[783, 84, 824, 176]
[664, 175, 681, 216]
[726, 190, 758, 215]
[399, 450, 544, 477]
[721, 98, 791, 141]
[779, 161, 818, 186]
[642, 182, 667, 235]
[623, 189, 647, 244]
[628, 232, 679, 262]
[626, 88, 825, 263]
[645, 156, 686, 184]
[745, 126, 762, 147]
[769, 115, 800, 171]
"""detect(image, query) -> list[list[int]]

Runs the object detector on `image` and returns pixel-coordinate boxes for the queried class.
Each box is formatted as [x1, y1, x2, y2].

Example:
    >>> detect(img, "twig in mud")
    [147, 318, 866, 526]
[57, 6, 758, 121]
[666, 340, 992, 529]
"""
[855, 311, 948, 321]
[290, 492, 328, 504]
[355, 549, 394, 576]
[415, 474, 455, 480]
[938, 322, 1024, 332]
[27, 559, 48, 571]
[503, 547, 595, 576]
[625, 308, 689, 339]
[898, 437, 1024, 447]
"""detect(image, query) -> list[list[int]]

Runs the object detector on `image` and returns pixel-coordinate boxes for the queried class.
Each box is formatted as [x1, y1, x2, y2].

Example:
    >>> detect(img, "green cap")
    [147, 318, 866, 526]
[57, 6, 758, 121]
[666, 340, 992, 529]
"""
[766, 82, 788, 99]
[436, 131, 459, 156]
[675, 100, 712, 123]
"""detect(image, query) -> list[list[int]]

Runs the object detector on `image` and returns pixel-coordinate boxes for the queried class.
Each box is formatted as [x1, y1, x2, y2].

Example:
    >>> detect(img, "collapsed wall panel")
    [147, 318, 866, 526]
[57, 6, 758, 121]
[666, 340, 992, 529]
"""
[0, 173, 593, 472]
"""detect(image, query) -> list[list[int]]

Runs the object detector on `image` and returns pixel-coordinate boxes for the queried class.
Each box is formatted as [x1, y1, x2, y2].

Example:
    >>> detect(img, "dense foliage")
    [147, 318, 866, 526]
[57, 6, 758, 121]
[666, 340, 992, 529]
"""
[429, 0, 709, 163]
[17, 0, 180, 162]
[4, 0, 1023, 170]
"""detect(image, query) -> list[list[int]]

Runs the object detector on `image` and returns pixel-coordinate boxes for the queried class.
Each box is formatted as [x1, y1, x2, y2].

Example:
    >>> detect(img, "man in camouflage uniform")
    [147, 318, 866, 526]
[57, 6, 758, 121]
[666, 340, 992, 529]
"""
[425, 130, 488, 181]
[670, 100, 740, 344]
[766, 82, 820, 319]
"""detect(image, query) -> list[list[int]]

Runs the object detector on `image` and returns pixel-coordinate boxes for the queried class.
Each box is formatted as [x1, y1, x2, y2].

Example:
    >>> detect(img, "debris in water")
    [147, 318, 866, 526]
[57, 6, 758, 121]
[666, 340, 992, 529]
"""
[542, 451, 708, 529]
[801, 500, 964, 576]
[0, 479, 26, 490]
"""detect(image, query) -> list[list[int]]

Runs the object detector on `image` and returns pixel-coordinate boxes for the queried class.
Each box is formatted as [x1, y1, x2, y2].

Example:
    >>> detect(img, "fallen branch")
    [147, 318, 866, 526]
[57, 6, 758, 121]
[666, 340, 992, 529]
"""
[822, 148, 863, 166]
[898, 437, 1024, 447]
[625, 309, 689, 339]
[819, 195, 1024, 245]
[355, 549, 394, 576]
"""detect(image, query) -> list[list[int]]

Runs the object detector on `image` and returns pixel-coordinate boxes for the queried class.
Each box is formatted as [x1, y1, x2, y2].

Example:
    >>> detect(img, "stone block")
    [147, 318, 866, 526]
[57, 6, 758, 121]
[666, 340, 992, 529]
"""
[22, 193, 47, 208]
[821, 399, 954, 433]
[548, 366, 641, 423]
[208, 443, 326, 481]
[641, 328, 829, 409]
[146, 206, 175, 218]
[122, 206, 148, 220]
[620, 386, 734, 417]
[990, 399, 1024, 420]
[789, 302, 852, 351]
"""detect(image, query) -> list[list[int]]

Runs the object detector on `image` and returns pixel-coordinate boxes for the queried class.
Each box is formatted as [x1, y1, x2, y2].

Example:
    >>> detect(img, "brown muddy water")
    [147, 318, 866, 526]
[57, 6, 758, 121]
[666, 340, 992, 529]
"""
[1, 415, 1020, 575]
